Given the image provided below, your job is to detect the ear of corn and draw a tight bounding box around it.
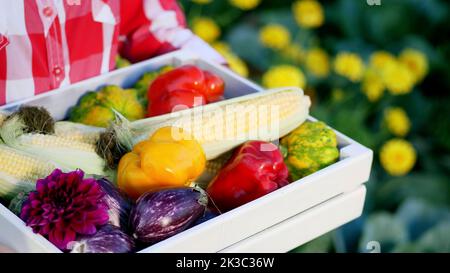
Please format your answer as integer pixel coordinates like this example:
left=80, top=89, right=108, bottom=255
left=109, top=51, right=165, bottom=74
left=0, top=110, right=9, bottom=127
left=0, top=144, right=56, bottom=200
left=54, top=121, right=104, bottom=145
left=0, top=116, right=108, bottom=177
left=129, top=88, right=311, bottom=160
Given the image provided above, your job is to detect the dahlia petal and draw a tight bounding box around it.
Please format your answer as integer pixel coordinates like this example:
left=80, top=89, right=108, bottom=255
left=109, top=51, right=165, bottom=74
left=71, top=221, right=97, bottom=235
left=23, top=169, right=111, bottom=250
left=41, top=224, right=51, bottom=235
left=86, top=209, right=109, bottom=224
left=78, top=179, right=95, bottom=193
left=49, top=169, right=63, bottom=181
left=31, top=200, right=41, bottom=208
left=49, top=227, right=75, bottom=250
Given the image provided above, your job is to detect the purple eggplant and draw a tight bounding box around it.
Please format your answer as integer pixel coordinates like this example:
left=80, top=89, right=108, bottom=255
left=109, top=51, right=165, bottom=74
left=68, top=224, right=135, bottom=253
left=96, top=178, right=133, bottom=232
left=193, top=210, right=219, bottom=226
left=130, top=187, right=208, bottom=244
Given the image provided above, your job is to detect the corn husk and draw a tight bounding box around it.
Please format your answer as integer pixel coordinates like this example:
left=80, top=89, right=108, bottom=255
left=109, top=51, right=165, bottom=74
left=0, top=116, right=108, bottom=177
left=103, top=87, right=310, bottom=164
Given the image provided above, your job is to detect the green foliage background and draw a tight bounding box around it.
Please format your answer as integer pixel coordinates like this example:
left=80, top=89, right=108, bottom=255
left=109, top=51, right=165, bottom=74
left=180, top=0, right=450, bottom=253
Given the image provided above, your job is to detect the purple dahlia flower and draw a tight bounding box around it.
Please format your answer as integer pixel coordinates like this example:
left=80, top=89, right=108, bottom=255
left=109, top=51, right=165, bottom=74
left=20, top=169, right=109, bottom=250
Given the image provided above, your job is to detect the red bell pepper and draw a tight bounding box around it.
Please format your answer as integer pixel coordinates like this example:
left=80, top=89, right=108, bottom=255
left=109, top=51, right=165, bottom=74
left=148, top=89, right=206, bottom=117
left=147, top=65, right=225, bottom=117
left=207, top=141, right=289, bottom=212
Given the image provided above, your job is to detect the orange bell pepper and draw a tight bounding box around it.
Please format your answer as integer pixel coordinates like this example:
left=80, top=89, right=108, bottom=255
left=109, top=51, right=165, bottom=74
left=117, top=126, right=206, bottom=199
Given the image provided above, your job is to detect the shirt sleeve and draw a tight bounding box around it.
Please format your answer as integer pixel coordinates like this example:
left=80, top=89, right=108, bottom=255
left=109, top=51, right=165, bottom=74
left=119, top=0, right=225, bottom=64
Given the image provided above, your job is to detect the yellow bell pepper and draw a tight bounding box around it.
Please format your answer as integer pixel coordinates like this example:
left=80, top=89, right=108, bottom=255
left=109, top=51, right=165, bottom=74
left=117, top=126, right=206, bottom=199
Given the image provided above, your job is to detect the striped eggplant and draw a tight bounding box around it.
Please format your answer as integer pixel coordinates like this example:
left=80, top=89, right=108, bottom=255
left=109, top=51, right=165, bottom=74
left=96, top=177, right=133, bottom=232
left=68, top=224, right=135, bottom=253
left=130, top=187, right=207, bottom=244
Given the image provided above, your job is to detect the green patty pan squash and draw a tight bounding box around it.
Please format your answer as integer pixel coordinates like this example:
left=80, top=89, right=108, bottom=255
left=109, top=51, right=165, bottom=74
left=69, top=85, right=145, bottom=128
left=134, top=66, right=173, bottom=104
left=281, top=121, right=339, bottom=180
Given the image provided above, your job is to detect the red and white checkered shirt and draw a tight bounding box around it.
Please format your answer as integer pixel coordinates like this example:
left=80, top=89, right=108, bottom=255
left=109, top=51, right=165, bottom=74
left=0, top=0, right=224, bottom=106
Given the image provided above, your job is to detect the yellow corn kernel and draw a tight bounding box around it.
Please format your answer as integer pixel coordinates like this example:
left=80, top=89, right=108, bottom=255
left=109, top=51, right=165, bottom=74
left=0, top=144, right=55, bottom=182
left=0, top=111, right=7, bottom=127
left=54, top=121, right=103, bottom=145
left=132, top=88, right=311, bottom=160
left=19, top=134, right=97, bottom=153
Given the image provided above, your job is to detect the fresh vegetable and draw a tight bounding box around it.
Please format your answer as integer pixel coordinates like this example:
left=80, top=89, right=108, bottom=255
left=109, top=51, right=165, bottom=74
left=96, top=124, right=130, bottom=169
left=2, top=106, right=55, bottom=134
left=134, top=66, right=173, bottom=103
left=207, top=141, right=289, bottom=212
left=98, top=88, right=311, bottom=167
left=0, top=144, right=54, bottom=200
left=0, top=115, right=109, bottom=176
left=54, top=121, right=104, bottom=145
left=0, top=106, right=103, bottom=145
left=69, top=85, right=145, bottom=128
left=96, top=177, right=133, bottom=232
left=148, top=88, right=207, bottom=117
left=130, top=187, right=207, bottom=244
left=117, top=126, right=206, bottom=199
left=115, top=55, right=131, bottom=69
left=20, top=169, right=109, bottom=250
left=0, top=110, right=7, bottom=126
left=281, top=121, right=340, bottom=180
left=147, top=65, right=225, bottom=117
left=68, top=224, right=135, bottom=253
left=193, top=210, right=219, bottom=226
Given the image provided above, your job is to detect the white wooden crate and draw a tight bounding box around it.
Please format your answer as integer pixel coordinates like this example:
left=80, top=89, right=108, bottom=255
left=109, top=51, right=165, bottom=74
left=0, top=50, right=373, bottom=253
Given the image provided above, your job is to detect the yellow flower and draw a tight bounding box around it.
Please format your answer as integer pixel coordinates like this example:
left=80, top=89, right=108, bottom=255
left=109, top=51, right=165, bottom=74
left=399, top=48, right=428, bottom=83
left=305, top=48, right=330, bottom=77
left=334, top=52, right=365, bottom=82
left=381, top=60, right=415, bottom=95
left=370, top=51, right=396, bottom=71
left=192, top=0, right=212, bottom=4
left=192, top=17, right=221, bottom=43
left=281, top=44, right=304, bottom=64
left=384, top=107, right=411, bottom=137
left=226, top=53, right=249, bottom=78
left=262, top=65, right=306, bottom=89
left=229, top=0, right=261, bottom=10
left=292, top=0, right=324, bottom=28
left=331, top=88, right=345, bottom=102
left=362, top=68, right=384, bottom=102
left=212, top=41, right=249, bottom=78
left=259, top=24, right=291, bottom=50
left=380, top=139, right=416, bottom=176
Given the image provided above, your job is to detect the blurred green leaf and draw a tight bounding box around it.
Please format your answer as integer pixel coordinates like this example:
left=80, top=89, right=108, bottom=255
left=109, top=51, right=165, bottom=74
left=334, top=216, right=366, bottom=253
left=375, top=174, right=450, bottom=210
left=226, top=24, right=271, bottom=71
left=395, top=199, right=450, bottom=240
left=359, top=212, right=409, bottom=253
left=428, top=100, right=450, bottom=152
left=258, top=8, right=297, bottom=32
left=290, top=232, right=333, bottom=253
left=313, top=104, right=376, bottom=148
left=331, top=0, right=364, bottom=39
left=393, top=221, right=450, bottom=253
left=412, top=221, right=450, bottom=252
